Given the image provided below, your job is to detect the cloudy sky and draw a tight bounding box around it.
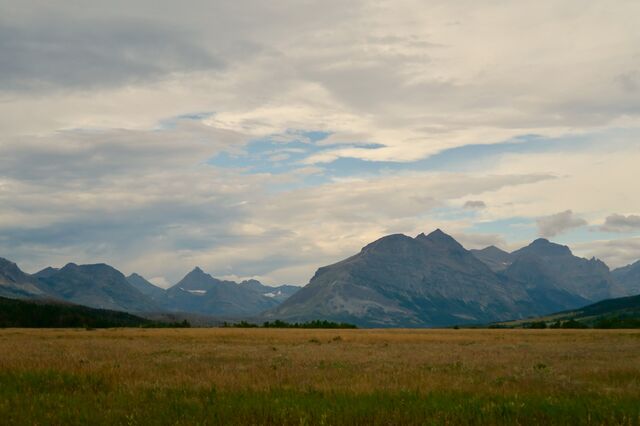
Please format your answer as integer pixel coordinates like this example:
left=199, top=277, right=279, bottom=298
left=1, top=0, right=640, bottom=287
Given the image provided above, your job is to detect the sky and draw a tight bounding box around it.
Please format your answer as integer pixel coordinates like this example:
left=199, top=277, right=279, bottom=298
left=1, top=0, right=640, bottom=287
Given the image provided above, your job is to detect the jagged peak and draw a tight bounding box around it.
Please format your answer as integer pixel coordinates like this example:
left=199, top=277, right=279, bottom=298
left=429, top=228, right=447, bottom=236
left=416, top=229, right=463, bottom=248
left=415, top=228, right=448, bottom=239
left=183, top=266, right=221, bottom=282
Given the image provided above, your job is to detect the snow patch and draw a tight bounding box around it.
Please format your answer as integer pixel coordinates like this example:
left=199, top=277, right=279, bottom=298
left=180, top=287, right=207, bottom=295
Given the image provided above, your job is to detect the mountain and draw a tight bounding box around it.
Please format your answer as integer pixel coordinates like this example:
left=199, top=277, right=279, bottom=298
left=126, top=273, right=167, bottom=300
left=265, top=230, right=539, bottom=327
left=239, top=279, right=299, bottom=303
left=503, top=238, right=625, bottom=306
left=498, top=294, right=640, bottom=329
left=164, top=267, right=284, bottom=317
left=33, top=266, right=60, bottom=279
left=612, top=261, right=640, bottom=296
left=35, top=263, right=158, bottom=313
left=470, top=246, right=513, bottom=271
left=0, top=257, right=47, bottom=299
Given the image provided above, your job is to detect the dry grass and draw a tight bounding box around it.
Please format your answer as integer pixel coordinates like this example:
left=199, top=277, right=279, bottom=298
left=1, top=328, right=638, bottom=394
left=1, top=328, right=639, bottom=424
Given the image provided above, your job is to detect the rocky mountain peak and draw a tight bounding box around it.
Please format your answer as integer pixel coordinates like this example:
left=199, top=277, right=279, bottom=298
left=515, top=238, right=572, bottom=258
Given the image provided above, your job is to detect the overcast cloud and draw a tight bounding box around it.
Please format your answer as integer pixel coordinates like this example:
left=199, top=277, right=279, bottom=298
left=600, top=214, right=640, bottom=233
left=536, top=210, right=588, bottom=238
left=1, top=0, right=639, bottom=284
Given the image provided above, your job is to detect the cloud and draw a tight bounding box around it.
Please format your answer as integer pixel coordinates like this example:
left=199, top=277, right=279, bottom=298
left=463, top=200, right=486, bottom=209
left=0, top=20, right=222, bottom=91
left=600, top=214, right=640, bottom=233
left=536, top=210, right=587, bottom=237
left=572, top=237, right=640, bottom=269
left=1, top=1, right=640, bottom=285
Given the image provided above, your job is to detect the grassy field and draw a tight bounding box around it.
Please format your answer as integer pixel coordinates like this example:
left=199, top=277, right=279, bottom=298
left=0, top=328, right=638, bottom=425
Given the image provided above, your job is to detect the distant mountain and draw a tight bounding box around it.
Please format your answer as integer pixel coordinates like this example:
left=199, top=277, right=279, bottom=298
left=33, top=266, right=60, bottom=279
left=0, top=257, right=47, bottom=299
left=612, top=261, right=640, bottom=295
left=503, top=238, right=625, bottom=305
left=164, top=267, right=284, bottom=317
left=126, top=273, right=167, bottom=300
left=266, top=230, right=539, bottom=327
left=498, top=294, right=640, bottom=329
left=470, top=246, right=512, bottom=271
left=239, top=279, right=299, bottom=303
left=36, top=263, right=158, bottom=313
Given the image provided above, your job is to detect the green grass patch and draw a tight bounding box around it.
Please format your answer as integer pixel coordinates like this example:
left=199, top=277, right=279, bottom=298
left=0, top=370, right=638, bottom=425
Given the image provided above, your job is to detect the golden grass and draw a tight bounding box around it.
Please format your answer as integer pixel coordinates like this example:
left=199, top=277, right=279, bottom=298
left=1, top=328, right=638, bottom=397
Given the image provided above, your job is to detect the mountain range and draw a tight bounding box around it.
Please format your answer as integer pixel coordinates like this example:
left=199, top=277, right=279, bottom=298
left=35, top=263, right=158, bottom=313
left=159, top=267, right=298, bottom=316
left=0, top=257, right=299, bottom=318
left=1, top=229, right=638, bottom=327
left=266, top=230, right=633, bottom=327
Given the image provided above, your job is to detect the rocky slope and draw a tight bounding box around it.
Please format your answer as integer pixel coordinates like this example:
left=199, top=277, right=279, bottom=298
left=612, top=261, right=640, bottom=296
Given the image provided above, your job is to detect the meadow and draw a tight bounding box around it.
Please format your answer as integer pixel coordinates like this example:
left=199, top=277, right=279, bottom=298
left=0, top=328, right=638, bottom=425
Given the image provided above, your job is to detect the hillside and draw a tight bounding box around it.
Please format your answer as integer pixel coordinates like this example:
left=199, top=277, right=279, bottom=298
left=497, top=294, right=640, bottom=328
left=0, top=296, right=154, bottom=328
